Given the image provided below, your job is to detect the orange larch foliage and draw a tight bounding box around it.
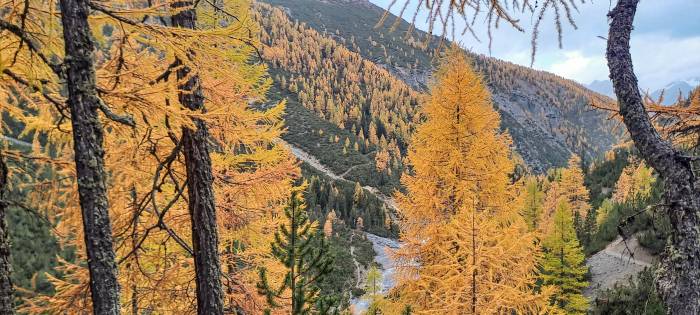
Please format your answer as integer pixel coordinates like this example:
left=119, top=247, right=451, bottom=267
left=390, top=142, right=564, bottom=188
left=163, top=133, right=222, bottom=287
left=393, top=49, right=553, bottom=314
left=612, top=157, right=656, bottom=203
left=543, top=156, right=590, bottom=223
left=1, top=0, right=299, bottom=312
left=254, top=3, right=423, bottom=170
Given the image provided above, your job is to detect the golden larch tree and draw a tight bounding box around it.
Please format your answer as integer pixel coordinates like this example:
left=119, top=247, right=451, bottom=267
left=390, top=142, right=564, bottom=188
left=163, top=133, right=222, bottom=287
left=1, top=0, right=299, bottom=313
left=558, top=155, right=591, bottom=219
left=393, top=49, right=552, bottom=314
left=613, top=158, right=656, bottom=203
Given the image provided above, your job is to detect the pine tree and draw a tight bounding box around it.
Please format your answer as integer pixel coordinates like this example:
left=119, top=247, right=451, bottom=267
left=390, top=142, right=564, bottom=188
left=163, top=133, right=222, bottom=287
left=171, top=2, right=224, bottom=312
left=541, top=199, right=589, bottom=314
left=394, top=49, right=552, bottom=314
left=257, top=191, right=336, bottom=314
left=581, top=208, right=597, bottom=247
left=596, top=199, right=614, bottom=226
left=59, top=0, right=121, bottom=311
left=323, top=210, right=336, bottom=238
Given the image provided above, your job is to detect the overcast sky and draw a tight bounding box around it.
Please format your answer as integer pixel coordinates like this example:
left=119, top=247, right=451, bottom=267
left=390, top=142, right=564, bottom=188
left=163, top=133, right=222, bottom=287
left=370, top=0, right=700, bottom=90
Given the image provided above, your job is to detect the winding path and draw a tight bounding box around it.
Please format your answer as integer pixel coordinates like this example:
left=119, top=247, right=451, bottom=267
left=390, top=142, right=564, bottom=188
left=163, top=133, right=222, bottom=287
left=281, top=140, right=399, bottom=212
left=349, top=232, right=363, bottom=287
left=340, top=163, right=369, bottom=178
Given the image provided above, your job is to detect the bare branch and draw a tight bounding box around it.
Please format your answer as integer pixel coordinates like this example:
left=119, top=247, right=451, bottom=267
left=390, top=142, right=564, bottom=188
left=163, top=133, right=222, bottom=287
left=96, top=97, right=136, bottom=127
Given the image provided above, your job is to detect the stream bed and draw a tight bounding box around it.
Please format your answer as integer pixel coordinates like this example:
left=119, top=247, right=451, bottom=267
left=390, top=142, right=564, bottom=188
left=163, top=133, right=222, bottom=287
left=349, top=233, right=401, bottom=314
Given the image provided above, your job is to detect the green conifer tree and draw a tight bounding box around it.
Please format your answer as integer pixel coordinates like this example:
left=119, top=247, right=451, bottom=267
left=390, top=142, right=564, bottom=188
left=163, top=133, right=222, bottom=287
left=523, top=177, right=545, bottom=230
left=257, top=191, right=336, bottom=314
left=541, top=199, right=589, bottom=314
left=365, top=265, right=383, bottom=297
left=580, top=208, right=597, bottom=248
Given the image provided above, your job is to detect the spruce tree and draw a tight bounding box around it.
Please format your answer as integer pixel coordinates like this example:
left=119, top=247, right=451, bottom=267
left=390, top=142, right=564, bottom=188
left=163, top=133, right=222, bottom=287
left=541, top=199, right=589, bottom=314
left=257, top=191, right=336, bottom=314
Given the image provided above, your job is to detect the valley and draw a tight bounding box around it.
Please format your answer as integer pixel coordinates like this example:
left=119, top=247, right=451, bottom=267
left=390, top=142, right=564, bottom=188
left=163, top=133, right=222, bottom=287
left=284, top=125, right=655, bottom=308
left=1, top=0, right=695, bottom=313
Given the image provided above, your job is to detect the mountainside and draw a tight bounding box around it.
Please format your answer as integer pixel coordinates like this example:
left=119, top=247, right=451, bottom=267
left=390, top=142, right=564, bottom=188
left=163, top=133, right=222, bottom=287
left=259, top=0, right=622, bottom=174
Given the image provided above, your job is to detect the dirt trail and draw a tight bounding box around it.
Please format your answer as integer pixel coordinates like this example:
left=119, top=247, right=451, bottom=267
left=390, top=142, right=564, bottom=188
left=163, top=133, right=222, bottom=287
left=282, top=140, right=399, bottom=212
left=284, top=141, right=344, bottom=181
left=340, top=163, right=369, bottom=178
left=585, top=235, right=656, bottom=298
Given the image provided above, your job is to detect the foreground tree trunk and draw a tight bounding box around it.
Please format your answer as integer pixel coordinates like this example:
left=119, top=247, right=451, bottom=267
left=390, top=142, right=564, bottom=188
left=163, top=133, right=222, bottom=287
left=171, top=2, right=225, bottom=314
left=59, top=0, right=121, bottom=312
left=607, top=0, right=700, bottom=313
left=0, top=153, right=14, bottom=314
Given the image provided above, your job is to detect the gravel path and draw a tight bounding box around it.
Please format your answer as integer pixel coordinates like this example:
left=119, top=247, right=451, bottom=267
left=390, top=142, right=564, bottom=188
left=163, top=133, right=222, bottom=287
left=282, top=140, right=399, bottom=212
left=284, top=141, right=344, bottom=181
left=585, top=236, right=656, bottom=298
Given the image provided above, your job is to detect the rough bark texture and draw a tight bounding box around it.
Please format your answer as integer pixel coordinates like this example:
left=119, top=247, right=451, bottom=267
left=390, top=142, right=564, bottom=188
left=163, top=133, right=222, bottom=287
left=0, top=154, right=14, bottom=314
left=171, top=2, right=225, bottom=314
left=59, top=0, right=121, bottom=313
left=607, top=0, right=700, bottom=313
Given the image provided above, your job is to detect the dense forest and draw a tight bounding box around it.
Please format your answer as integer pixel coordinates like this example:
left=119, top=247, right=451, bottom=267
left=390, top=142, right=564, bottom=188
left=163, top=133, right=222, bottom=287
left=0, top=0, right=698, bottom=314
left=262, top=0, right=623, bottom=172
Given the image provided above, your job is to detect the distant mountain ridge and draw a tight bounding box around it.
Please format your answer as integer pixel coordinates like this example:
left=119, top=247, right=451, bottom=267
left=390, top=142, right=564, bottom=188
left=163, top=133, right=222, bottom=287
left=587, top=80, right=615, bottom=98
left=650, top=78, right=700, bottom=105
left=261, top=0, right=623, bottom=172
left=587, top=78, right=700, bottom=105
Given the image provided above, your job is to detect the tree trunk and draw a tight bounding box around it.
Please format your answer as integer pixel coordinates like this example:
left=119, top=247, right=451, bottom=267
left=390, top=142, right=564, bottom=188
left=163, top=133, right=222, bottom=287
left=59, top=0, right=121, bottom=313
left=170, top=2, right=225, bottom=314
left=607, top=0, right=700, bottom=313
left=0, top=153, right=14, bottom=314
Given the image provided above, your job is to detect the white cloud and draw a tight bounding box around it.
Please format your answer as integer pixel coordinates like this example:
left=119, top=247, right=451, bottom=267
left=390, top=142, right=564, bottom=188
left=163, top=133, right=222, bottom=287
left=631, top=34, right=700, bottom=90
left=547, top=51, right=607, bottom=84
left=370, top=0, right=700, bottom=88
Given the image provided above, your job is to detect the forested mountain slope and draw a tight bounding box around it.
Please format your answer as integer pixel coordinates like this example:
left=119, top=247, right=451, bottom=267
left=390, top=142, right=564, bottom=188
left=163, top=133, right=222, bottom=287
left=259, top=0, right=623, bottom=172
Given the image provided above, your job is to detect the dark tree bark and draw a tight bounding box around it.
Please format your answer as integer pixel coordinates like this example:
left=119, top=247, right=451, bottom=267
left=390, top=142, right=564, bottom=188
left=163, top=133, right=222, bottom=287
left=170, top=2, right=225, bottom=314
left=607, top=0, right=700, bottom=313
left=59, top=0, right=121, bottom=313
left=0, top=153, right=15, bottom=314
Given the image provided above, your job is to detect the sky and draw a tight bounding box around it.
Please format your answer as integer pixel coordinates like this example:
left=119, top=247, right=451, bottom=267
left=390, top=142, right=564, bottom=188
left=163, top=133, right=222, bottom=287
left=369, top=0, right=700, bottom=91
